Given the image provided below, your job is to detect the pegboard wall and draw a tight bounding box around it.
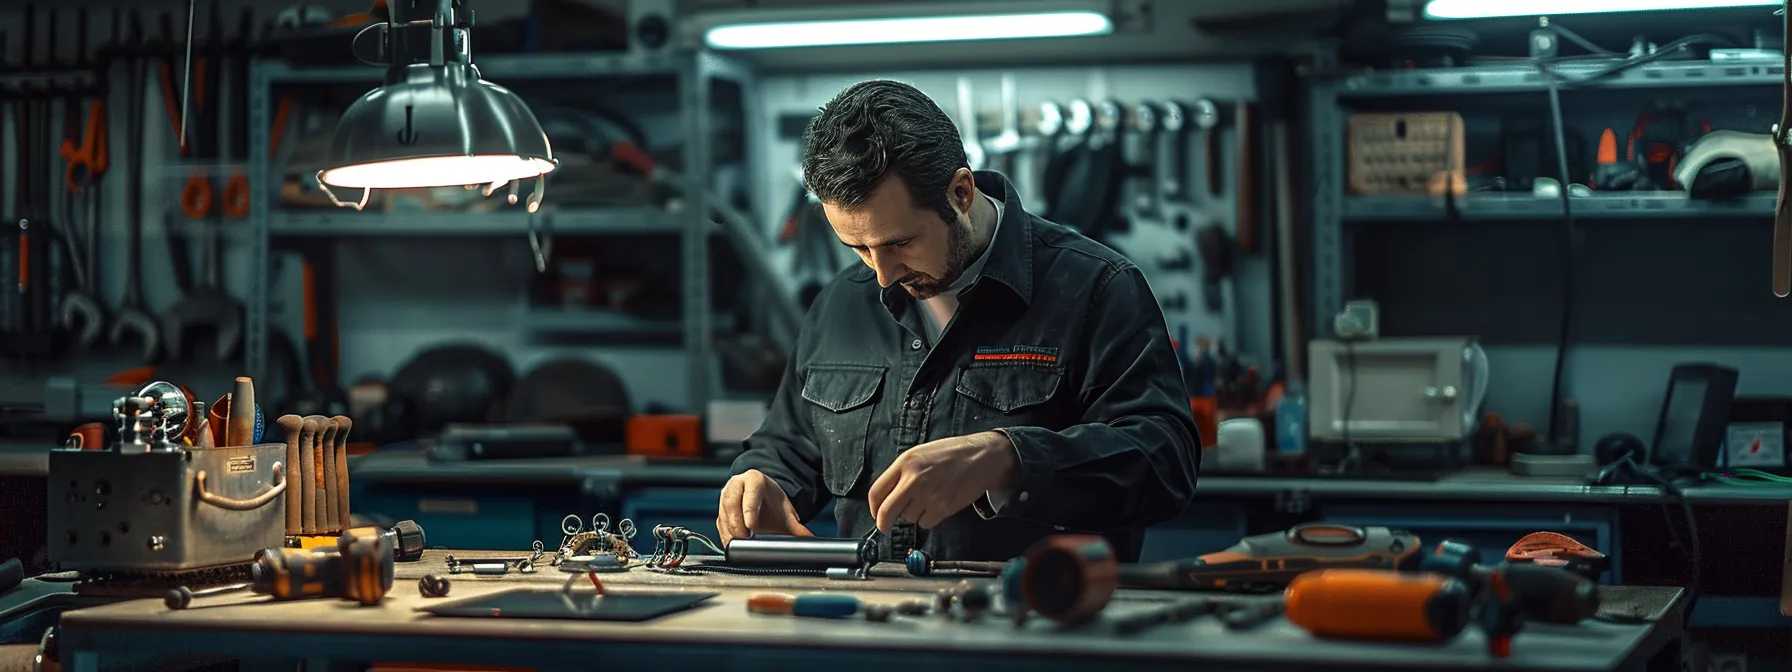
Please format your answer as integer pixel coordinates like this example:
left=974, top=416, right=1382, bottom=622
left=746, top=64, right=1275, bottom=367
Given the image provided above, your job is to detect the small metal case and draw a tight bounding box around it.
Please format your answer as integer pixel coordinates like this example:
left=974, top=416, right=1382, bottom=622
left=47, top=443, right=289, bottom=573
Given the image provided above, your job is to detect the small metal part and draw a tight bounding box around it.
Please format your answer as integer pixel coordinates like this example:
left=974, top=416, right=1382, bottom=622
left=164, top=583, right=250, bottom=610
left=864, top=603, right=894, bottom=622
left=960, top=584, right=992, bottom=622
left=724, top=535, right=876, bottom=570
left=469, top=563, right=509, bottom=576
left=826, top=567, right=866, bottom=581
left=894, top=600, right=929, bottom=616
left=418, top=574, right=451, bottom=598
left=934, top=588, right=956, bottom=616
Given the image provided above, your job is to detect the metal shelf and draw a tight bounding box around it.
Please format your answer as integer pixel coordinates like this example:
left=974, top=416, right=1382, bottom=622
left=259, top=52, right=684, bottom=83
left=1336, top=59, right=1784, bottom=98
left=1342, top=193, right=1778, bottom=222
left=268, top=207, right=682, bottom=236
left=248, top=47, right=761, bottom=415
left=523, top=309, right=738, bottom=336
left=524, top=308, right=683, bottom=336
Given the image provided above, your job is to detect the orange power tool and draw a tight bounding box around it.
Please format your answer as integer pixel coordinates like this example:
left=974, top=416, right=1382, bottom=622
left=1118, top=523, right=1422, bottom=591
left=1284, top=569, right=1478, bottom=644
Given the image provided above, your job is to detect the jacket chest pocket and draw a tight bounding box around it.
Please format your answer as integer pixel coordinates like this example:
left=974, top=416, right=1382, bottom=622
left=952, top=362, right=1065, bottom=435
left=801, top=364, right=886, bottom=497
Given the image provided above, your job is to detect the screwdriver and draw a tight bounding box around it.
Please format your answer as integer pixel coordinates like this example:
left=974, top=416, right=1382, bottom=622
left=747, top=592, right=862, bottom=619
left=165, top=526, right=396, bottom=610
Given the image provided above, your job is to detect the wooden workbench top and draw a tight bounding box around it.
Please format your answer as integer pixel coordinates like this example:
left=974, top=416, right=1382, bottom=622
left=55, top=550, right=1684, bottom=672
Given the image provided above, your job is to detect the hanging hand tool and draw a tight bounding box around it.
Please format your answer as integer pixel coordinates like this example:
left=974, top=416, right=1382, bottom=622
left=1773, top=2, right=1792, bottom=297
left=217, top=8, right=256, bottom=219
left=160, top=2, right=244, bottom=362
left=955, top=77, right=985, bottom=172
left=1032, top=101, right=1064, bottom=216
left=1129, top=101, right=1163, bottom=222
left=1157, top=100, right=1192, bottom=208
left=55, top=9, right=110, bottom=349
left=109, top=12, right=162, bottom=360
left=159, top=203, right=243, bottom=360
left=160, top=5, right=215, bottom=219
left=983, top=73, right=1024, bottom=178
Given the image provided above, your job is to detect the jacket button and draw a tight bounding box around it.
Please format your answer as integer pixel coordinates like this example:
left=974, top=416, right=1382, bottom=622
left=910, top=339, right=923, bottom=350
left=906, top=396, right=922, bottom=410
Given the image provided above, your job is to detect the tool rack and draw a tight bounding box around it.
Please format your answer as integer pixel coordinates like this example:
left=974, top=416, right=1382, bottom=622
left=1304, top=57, right=1784, bottom=337
left=242, top=49, right=764, bottom=416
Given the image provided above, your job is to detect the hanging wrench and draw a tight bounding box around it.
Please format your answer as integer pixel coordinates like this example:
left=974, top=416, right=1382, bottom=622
left=956, top=77, right=985, bottom=172
left=1129, top=101, right=1162, bottom=222
left=984, top=73, right=1024, bottom=177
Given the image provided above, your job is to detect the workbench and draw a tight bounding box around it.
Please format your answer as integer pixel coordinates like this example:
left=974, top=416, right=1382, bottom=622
left=53, top=550, right=1685, bottom=672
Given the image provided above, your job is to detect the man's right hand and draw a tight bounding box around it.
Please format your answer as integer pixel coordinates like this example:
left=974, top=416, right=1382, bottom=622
left=716, top=469, right=814, bottom=545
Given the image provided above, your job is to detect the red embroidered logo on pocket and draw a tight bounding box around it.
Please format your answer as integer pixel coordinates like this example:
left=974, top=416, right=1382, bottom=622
left=972, top=345, right=1058, bottom=364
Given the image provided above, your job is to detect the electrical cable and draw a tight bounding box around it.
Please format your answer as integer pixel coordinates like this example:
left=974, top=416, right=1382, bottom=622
left=1337, top=340, right=1362, bottom=474
left=1539, top=66, right=1579, bottom=448
left=1526, top=24, right=1734, bottom=444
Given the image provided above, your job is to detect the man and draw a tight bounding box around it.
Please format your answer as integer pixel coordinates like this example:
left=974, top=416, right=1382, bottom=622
left=717, top=79, right=1199, bottom=563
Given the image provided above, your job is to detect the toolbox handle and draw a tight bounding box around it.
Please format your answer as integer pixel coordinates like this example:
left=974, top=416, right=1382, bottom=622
left=195, top=461, right=287, bottom=511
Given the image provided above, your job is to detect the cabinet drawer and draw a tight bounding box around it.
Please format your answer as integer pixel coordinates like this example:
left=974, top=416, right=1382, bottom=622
left=1318, top=504, right=1619, bottom=583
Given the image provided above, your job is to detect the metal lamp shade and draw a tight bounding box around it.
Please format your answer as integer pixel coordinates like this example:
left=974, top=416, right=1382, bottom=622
left=319, top=64, right=556, bottom=190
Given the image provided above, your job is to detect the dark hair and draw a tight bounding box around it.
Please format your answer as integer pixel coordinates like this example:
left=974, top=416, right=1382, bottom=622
left=801, top=80, right=967, bottom=224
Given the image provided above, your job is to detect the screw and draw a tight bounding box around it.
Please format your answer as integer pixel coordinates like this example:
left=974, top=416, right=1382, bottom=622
left=148, top=535, right=165, bottom=551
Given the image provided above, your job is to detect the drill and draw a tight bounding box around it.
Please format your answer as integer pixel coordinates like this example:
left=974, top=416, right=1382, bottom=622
left=166, top=525, right=396, bottom=609
left=1419, top=539, right=1601, bottom=625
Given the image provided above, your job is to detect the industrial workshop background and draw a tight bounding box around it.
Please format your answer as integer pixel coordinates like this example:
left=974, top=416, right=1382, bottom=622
left=2, top=0, right=1791, bottom=669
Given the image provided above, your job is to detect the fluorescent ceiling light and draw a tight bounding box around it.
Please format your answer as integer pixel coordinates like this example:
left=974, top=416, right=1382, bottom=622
left=1424, top=0, right=1780, bottom=20
left=704, top=11, right=1113, bottom=50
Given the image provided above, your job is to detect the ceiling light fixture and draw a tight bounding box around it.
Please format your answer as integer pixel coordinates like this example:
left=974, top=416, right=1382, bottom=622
left=318, top=0, right=556, bottom=211
left=1423, top=0, right=1779, bottom=20
left=697, top=2, right=1114, bottom=50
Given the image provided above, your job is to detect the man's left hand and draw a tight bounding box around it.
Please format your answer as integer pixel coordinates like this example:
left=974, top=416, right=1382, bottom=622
left=867, top=431, right=1020, bottom=532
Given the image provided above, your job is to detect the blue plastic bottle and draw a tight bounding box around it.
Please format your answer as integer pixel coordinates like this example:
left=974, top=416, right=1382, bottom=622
left=1275, top=383, right=1308, bottom=457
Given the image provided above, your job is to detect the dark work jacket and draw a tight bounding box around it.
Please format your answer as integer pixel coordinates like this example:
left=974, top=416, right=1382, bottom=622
left=730, top=171, right=1200, bottom=563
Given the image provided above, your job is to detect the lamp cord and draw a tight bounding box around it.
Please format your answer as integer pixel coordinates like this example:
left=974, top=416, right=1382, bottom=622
left=179, top=0, right=195, bottom=153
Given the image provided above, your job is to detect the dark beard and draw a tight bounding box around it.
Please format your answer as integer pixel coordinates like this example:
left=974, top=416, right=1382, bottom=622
left=903, top=216, right=975, bottom=299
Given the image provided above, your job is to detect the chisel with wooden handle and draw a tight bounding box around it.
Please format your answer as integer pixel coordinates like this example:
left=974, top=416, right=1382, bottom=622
left=278, top=415, right=305, bottom=535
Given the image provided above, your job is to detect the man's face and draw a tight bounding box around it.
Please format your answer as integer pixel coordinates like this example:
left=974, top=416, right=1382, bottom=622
left=824, top=170, right=976, bottom=300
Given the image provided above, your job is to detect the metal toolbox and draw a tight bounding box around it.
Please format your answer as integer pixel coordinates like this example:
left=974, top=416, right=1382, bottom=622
left=47, top=443, right=289, bottom=573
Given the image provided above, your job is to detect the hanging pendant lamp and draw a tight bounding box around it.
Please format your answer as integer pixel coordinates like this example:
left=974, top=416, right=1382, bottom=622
left=317, top=0, right=557, bottom=210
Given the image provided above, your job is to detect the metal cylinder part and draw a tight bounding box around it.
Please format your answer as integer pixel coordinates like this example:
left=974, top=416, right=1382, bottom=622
left=1021, top=535, right=1119, bottom=625
left=724, top=535, right=869, bottom=569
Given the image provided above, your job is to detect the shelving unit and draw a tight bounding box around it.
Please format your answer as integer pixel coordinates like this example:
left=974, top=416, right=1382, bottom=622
left=1306, top=56, right=1780, bottom=333
left=244, top=50, right=760, bottom=415
left=1341, top=192, right=1777, bottom=222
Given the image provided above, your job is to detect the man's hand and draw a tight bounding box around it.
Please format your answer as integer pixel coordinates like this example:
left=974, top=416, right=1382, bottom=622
left=716, top=469, right=814, bottom=546
left=867, top=431, right=1020, bottom=532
